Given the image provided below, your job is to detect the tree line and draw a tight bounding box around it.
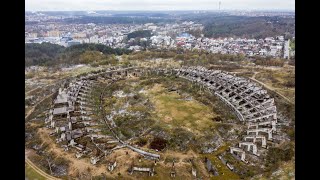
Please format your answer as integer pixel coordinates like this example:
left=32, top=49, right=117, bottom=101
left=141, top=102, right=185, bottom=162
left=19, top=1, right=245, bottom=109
left=127, top=30, right=152, bottom=39
left=26, top=43, right=288, bottom=68
left=25, top=43, right=132, bottom=67
left=181, top=15, right=295, bottom=39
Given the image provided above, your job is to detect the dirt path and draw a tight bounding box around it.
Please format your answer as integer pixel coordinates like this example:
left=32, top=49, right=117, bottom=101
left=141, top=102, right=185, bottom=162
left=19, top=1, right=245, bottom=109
left=241, top=64, right=283, bottom=71
left=25, top=92, right=54, bottom=120
left=25, top=154, right=61, bottom=180
left=26, top=87, right=40, bottom=96
left=249, top=72, right=294, bottom=105
left=249, top=77, right=294, bottom=105
left=251, top=71, right=258, bottom=79
left=25, top=93, right=56, bottom=179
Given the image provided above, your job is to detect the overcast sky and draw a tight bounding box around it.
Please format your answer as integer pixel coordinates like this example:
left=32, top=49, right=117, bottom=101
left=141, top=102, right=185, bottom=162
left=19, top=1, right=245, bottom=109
left=25, top=0, right=295, bottom=11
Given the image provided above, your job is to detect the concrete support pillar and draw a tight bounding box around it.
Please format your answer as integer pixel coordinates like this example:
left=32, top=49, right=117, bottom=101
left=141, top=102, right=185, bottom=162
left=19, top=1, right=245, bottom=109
left=241, top=152, right=245, bottom=161
left=268, top=131, right=272, bottom=140
left=272, top=120, right=277, bottom=131
left=261, top=138, right=267, bottom=147
left=252, top=145, right=257, bottom=155
left=69, top=121, right=72, bottom=131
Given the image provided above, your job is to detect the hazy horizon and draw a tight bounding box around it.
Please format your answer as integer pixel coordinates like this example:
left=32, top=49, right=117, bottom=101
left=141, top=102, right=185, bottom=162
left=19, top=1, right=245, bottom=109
left=25, top=0, right=295, bottom=12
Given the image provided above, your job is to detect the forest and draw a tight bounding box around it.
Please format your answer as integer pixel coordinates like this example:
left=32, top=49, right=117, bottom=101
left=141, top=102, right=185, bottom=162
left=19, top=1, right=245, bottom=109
left=26, top=43, right=289, bottom=68
left=62, top=16, right=173, bottom=25
left=25, top=43, right=131, bottom=67
left=181, top=14, right=295, bottom=39
left=127, top=30, right=152, bottom=39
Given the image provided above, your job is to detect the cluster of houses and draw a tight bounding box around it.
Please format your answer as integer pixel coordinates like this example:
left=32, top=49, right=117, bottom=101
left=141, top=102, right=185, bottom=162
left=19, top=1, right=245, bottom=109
left=175, top=34, right=291, bottom=58
left=25, top=15, right=292, bottom=58
left=25, top=20, right=202, bottom=48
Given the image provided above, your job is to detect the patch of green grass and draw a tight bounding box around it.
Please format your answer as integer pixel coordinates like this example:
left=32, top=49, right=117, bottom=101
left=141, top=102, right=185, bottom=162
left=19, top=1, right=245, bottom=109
left=209, top=155, right=239, bottom=180
left=148, top=85, right=216, bottom=135
left=200, top=145, right=239, bottom=180
left=25, top=163, right=46, bottom=180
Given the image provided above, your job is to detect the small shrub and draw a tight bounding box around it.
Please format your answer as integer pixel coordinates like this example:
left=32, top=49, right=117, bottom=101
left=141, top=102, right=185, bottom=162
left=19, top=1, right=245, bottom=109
left=150, top=137, right=167, bottom=151
left=136, top=137, right=148, bottom=147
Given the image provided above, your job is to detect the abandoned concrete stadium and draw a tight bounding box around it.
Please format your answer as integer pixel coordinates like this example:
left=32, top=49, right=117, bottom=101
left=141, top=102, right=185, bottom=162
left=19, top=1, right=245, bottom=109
left=45, top=65, right=280, bottom=177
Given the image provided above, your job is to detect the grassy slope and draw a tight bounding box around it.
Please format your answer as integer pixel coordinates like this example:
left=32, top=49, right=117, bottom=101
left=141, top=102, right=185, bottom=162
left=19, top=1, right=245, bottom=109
left=25, top=163, right=47, bottom=180
left=255, top=69, right=295, bottom=102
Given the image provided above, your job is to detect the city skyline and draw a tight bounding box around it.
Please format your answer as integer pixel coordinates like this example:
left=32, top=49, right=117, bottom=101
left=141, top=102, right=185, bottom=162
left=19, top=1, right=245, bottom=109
left=26, top=0, right=295, bottom=11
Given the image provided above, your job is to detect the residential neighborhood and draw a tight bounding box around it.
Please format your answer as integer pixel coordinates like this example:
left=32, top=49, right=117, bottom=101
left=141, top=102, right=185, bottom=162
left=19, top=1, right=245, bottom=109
left=25, top=13, right=294, bottom=58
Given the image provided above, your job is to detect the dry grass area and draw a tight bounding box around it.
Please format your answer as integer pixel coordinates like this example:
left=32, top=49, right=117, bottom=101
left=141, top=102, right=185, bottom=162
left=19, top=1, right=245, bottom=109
left=25, top=162, right=47, bottom=180
left=252, top=67, right=295, bottom=103
left=201, top=145, right=240, bottom=180
left=36, top=128, right=155, bottom=179
left=252, top=160, right=295, bottom=180
left=25, top=65, right=103, bottom=81
left=131, top=58, right=182, bottom=69
left=212, top=63, right=295, bottom=103
left=272, top=160, right=295, bottom=180
left=129, top=150, right=213, bottom=180
left=145, top=147, right=239, bottom=180
left=35, top=127, right=214, bottom=179
left=25, top=107, right=33, bottom=116
left=37, top=128, right=106, bottom=177
left=63, top=65, right=107, bottom=78
left=160, top=150, right=208, bottom=179
left=146, top=84, right=217, bottom=136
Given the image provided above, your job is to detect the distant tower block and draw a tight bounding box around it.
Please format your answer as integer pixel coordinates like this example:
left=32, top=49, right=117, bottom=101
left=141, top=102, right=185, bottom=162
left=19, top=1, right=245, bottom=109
left=219, top=1, right=221, bottom=10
